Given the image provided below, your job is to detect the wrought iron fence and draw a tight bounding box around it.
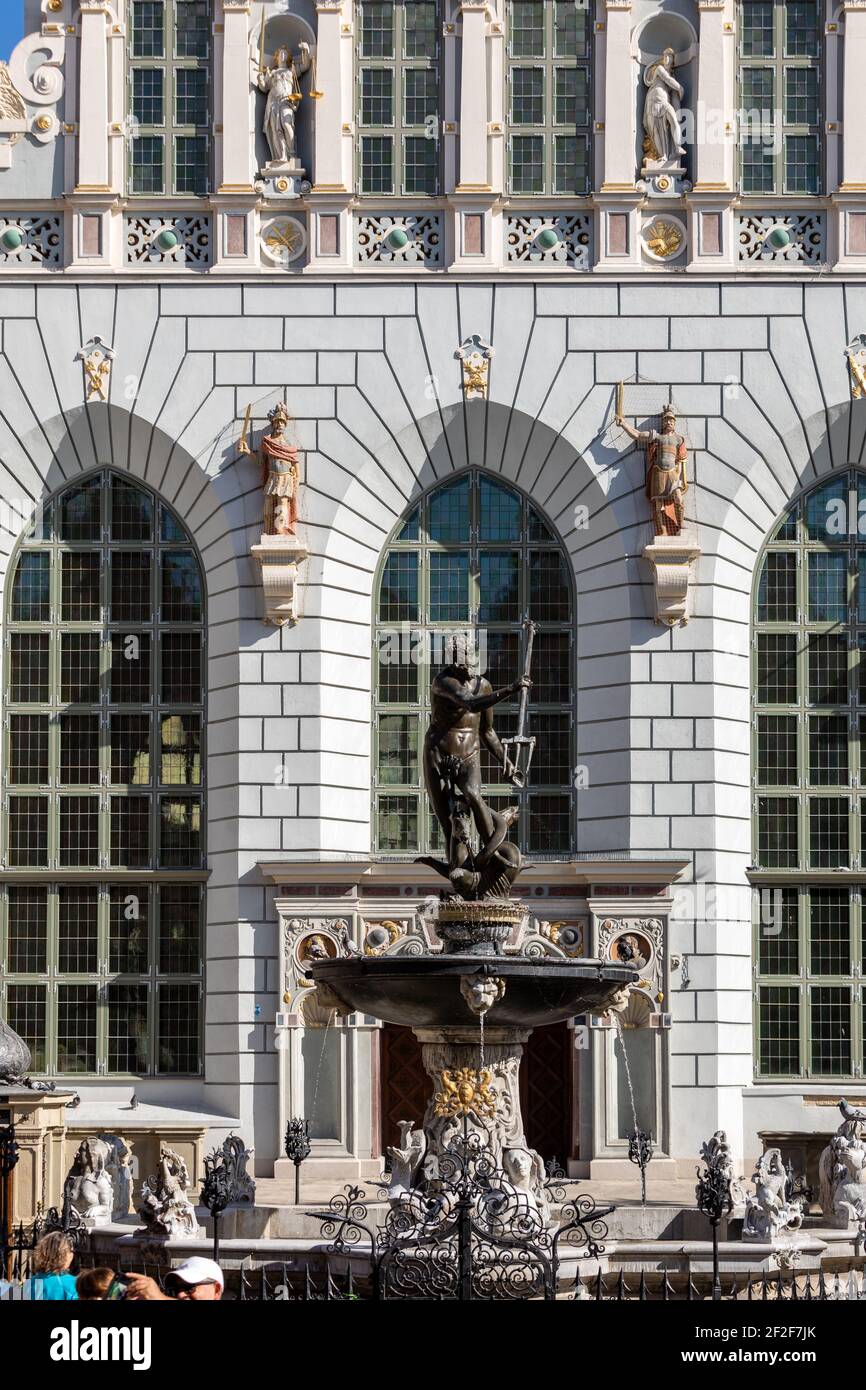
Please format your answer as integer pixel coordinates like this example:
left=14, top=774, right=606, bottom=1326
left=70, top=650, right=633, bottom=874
left=579, top=1268, right=866, bottom=1302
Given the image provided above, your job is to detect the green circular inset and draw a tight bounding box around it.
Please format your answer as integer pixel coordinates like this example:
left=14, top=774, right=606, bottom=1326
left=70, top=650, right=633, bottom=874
left=155, top=228, right=180, bottom=253
left=1, top=227, right=23, bottom=252
left=537, top=227, right=560, bottom=250
left=386, top=227, right=410, bottom=250
left=765, top=225, right=791, bottom=250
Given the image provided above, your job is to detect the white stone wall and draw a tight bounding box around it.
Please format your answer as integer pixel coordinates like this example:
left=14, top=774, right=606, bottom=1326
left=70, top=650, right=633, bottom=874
left=0, top=277, right=859, bottom=1171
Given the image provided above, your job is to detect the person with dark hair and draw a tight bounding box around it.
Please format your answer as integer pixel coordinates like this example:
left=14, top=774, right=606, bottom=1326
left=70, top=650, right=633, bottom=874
left=24, top=1233, right=78, bottom=1300
left=76, top=1267, right=116, bottom=1301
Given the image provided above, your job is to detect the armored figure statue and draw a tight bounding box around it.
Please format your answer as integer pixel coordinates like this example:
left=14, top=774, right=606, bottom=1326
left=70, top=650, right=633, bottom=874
left=416, top=647, right=531, bottom=901
left=258, top=44, right=311, bottom=166
left=642, top=48, right=685, bottom=164
left=240, top=401, right=300, bottom=536
left=615, top=403, right=688, bottom=536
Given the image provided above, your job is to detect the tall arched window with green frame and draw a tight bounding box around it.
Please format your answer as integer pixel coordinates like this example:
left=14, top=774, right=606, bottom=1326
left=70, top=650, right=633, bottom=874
left=0, top=470, right=206, bottom=1078
left=752, top=469, right=866, bottom=1080
left=373, top=470, right=575, bottom=856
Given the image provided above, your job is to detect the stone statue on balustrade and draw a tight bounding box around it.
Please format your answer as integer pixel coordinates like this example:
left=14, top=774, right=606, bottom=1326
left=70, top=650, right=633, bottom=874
left=819, top=1099, right=866, bottom=1229
left=259, top=44, right=311, bottom=167
left=239, top=401, right=300, bottom=537
left=742, top=1148, right=804, bottom=1243
left=138, top=1146, right=198, bottom=1238
left=66, top=1137, right=114, bottom=1226
left=615, top=404, right=688, bottom=537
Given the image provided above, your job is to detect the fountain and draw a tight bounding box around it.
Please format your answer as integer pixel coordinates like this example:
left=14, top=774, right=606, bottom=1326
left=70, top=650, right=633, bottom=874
left=309, top=626, right=637, bottom=1203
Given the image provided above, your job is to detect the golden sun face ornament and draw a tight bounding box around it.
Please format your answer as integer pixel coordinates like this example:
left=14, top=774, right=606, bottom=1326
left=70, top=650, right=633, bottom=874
left=644, top=218, right=684, bottom=260
left=433, top=1067, right=498, bottom=1119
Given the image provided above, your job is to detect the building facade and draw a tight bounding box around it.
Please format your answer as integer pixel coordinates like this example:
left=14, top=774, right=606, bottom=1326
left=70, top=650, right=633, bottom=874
left=0, top=0, right=865, bottom=1190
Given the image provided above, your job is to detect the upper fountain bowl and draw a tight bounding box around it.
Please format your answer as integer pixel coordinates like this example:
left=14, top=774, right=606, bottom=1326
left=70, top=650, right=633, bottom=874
left=306, top=955, right=637, bottom=1030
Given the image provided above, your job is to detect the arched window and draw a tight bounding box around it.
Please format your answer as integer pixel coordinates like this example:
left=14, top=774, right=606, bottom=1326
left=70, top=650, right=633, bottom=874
left=753, top=469, right=866, bottom=1080
left=1, top=471, right=205, bottom=1078
left=373, top=470, right=574, bottom=855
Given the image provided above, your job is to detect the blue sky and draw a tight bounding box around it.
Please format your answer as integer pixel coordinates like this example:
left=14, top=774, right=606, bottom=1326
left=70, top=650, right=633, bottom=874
left=0, top=7, right=23, bottom=62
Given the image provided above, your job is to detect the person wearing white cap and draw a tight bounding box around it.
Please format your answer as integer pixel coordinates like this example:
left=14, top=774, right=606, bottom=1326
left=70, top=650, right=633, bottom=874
left=126, top=1258, right=225, bottom=1301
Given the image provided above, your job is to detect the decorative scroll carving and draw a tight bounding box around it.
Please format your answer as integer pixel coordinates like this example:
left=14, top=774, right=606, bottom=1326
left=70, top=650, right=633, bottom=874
left=0, top=214, right=62, bottom=266
left=504, top=214, right=591, bottom=267
left=737, top=213, right=824, bottom=264
left=356, top=212, right=443, bottom=265
left=642, top=536, right=702, bottom=626
left=125, top=215, right=213, bottom=266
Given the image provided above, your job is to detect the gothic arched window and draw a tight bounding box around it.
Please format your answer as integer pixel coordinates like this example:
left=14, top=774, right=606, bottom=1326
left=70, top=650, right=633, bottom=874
left=373, top=470, right=575, bottom=856
left=1, top=471, right=205, bottom=1077
left=753, top=469, right=866, bottom=1080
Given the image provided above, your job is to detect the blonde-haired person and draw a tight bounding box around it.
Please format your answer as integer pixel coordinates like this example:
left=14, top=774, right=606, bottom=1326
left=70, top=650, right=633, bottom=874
left=25, top=1232, right=78, bottom=1300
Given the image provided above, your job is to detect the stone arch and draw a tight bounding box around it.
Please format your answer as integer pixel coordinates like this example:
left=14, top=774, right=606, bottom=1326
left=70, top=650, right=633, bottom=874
left=317, top=399, right=637, bottom=853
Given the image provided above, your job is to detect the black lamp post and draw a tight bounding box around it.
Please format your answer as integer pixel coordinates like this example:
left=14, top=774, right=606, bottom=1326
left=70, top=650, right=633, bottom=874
left=628, top=1129, right=653, bottom=1206
left=285, top=1118, right=311, bottom=1205
left=696, top=1148, right=733, bottom=1301
left=200, top=1149, right=235, bottom=1265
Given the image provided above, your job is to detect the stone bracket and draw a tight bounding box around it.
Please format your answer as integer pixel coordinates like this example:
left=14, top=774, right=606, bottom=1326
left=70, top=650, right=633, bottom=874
left=643, top=536, right=701, bottom=626
left=250, top=534, right=309, bottom=626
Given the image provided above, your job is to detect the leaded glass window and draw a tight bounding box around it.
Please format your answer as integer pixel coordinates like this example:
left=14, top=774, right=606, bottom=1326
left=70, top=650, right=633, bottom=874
left=0, top=471, right=205, bottom=1078
left=507, top=1, right=590, bottom=195
left=373, top=472, right=574, bottom=855
left=128, top=0, right=212, bottom=196
left=752, top=470, right=866, bottom=1079
left=356, top=1, right=441, bottom=195
left=738, top=0, right=822, bottom=194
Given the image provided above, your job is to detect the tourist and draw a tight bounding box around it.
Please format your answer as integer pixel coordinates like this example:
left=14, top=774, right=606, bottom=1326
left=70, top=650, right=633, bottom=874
left=76, top=1267, right=116, bottom=1300
left=126, top=1257, right=225, bottom=1301
left=23, top=1233, right=78, bottom=1300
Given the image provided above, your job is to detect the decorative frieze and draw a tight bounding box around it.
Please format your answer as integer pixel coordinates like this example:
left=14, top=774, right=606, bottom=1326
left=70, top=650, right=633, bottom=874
left=356, top=212, right=443, bottom=265
left=504, top=213, right=592, bottom=267
left=0, top=214, right=62, bottom=266
left=737, top=212, right=825, bottom=264
left=125, top=215, right=213, bottom=267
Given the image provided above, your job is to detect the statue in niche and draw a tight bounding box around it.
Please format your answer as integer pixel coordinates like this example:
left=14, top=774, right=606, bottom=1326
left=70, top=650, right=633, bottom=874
left=614, top=403, right=688, bottom=536
left=258, top=44, right=311, bottom=166
left=239, top=401, right=300, bottom=536
left=415, top=642, right=532, bottom=901
left=642, top=48, right=686, bottom=165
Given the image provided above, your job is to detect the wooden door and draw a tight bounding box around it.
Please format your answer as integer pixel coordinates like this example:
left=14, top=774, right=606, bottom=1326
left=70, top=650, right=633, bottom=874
left=379, top=1024, right=430, bottom=1153
left=519, top=1020, right=574, bottom=1166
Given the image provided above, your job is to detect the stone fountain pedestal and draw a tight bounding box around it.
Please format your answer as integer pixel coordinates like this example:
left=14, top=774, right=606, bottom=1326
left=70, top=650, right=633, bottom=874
left=415, top=1026, right=529, bottom=1169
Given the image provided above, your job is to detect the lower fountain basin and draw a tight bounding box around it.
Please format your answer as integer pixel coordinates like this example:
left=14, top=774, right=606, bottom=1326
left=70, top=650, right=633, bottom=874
left=307, top=956, right=637, bottom=1029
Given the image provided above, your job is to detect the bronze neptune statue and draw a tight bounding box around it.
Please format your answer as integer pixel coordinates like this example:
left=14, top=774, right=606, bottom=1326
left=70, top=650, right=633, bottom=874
left=417, top=625, right=535, bottom=905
